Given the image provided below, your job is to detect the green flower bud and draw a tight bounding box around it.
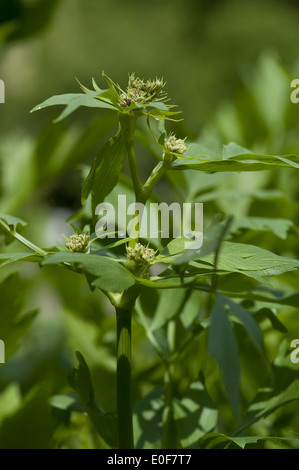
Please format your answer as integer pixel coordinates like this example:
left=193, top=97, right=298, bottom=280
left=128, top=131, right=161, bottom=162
left=165, top=134, right=187, bottom=155
left=119, top=74, right=165, bottom=107
left=66, top=233, right=89, bottom=253
left=126, top=243, right=156, bottom=276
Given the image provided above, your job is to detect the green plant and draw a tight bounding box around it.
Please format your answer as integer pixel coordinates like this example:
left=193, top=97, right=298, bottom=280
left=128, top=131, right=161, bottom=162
left=1, top=71, right=299, bottom=449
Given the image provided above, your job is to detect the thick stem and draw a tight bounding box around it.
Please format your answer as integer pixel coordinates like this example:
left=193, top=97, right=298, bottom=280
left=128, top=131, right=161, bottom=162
left=116, top=307, right=134, bottom=449
left=162, top=320, right=177, bottom=449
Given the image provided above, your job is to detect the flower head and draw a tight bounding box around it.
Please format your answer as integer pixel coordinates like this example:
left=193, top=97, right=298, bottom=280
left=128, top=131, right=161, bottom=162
left=120, top=74, right=165, bottom=108
left=66, top=233, right=89, bottom=253
left=165, top=133, right=187, bottom=155
left=126, top=243, right=156, bottom=276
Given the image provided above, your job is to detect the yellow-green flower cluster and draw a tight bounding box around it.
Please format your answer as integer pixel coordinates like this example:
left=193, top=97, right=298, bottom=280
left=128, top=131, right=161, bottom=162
left=66, top=233, right=89, bottom=253
left=126, top=243, right=156, bottom=266
left=120, top=74, right=165, bottom=107
left=165, top=133, right=187, bottom=155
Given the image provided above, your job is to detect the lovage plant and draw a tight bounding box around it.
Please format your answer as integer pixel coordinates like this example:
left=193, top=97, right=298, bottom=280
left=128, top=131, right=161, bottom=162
left=1, top=72, right=299, bottom=449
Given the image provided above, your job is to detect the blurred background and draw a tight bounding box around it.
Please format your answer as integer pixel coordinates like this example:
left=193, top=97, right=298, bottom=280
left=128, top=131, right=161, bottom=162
left=1, top=0, right=299, bottom=448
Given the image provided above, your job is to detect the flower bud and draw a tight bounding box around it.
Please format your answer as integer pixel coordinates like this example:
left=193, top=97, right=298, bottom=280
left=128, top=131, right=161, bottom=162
left=126, top=243, right=156, bottom=276
left=165, top=134, right=187, bottom=155
left=66, top=233, right=89, bottom=253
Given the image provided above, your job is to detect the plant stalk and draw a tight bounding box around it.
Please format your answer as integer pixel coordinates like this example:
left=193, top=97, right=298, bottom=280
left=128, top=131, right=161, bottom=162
left=116, top=307, right=134, bottom=449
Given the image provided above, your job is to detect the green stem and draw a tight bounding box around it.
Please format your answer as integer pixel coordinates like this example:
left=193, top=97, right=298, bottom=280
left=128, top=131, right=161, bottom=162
left=142, top=159, right=170, bottom=203
left=119, top=111, right=142, bottom=201
left=116, top=307, right=134, bottom=449
left=162, top=320, right=177, bottom=449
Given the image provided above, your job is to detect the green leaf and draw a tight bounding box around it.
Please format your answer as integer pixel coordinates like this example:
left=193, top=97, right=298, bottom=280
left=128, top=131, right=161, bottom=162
left=0, top=253, right=42, bottom=268
left=0, top=213, right=28, bottom=232
left=133, top=389, right=164, bottom=449
left=149, top=289, right=186, bottom=331
left=42, top=252, right=135, bottom=293
left=254, top=307, right=288, bottom=333
left=225, top=296, right=263, bottom=354
left=0, top=213, right=29, bottom=245
left=198, top=432, right=295, bottom=449
left=0, top=387, right=54, bottom=449
left=31, top=91, right=117, bottom=122
left=81, top=132, right=127, bottom=215
left=171, top=142, right=299, bottom=172
left=160, top=219, right=230, bottom=266
left=0, top=273, right=38, bottom=360
left=223, top=290, right=299, bottom=309
left=173, top=377, right=218, bottom=448
left=229, top=216, right=294, bottom=240
left=207, top=294, right=241, bottom=417
left=201, top=242, right=299, bottom=281
left=68, top=351, right=118, bottom=448
left=49, top=393, right=84, bottom=413
left=236, top=379, right=299, bottom=434
left=0, top=384, right=22, bottom=426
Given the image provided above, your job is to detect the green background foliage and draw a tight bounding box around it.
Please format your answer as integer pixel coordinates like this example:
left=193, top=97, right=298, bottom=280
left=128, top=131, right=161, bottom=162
left=1, top=0, right=299, bottom=449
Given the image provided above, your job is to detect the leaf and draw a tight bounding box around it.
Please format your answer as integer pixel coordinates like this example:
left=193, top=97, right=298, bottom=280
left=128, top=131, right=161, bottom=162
left=0, top=386, right=54, bottom=449
left=173, top=377, right=218, bottom=449
left=160, top=219, right=230, bottom=266
left=198, top=432, right=295, bottom=449
left=149, top=289, right=186, bottom=331
left=171, top=141, right=299, bottom=172
left=42, top=252, right=135, bottom=293
left=197, top=188, right=285, bottom=203
left=133, top=389, right=165, bottom=449
left=0, top=213, right=28, bottom=232
left=81, top=132, right=127, bottom=214
left=207, top=294, right=241, bottom=417
left=0, top=253, right=42, bottom=269
left=68, top=351, right=118, bottom=448
left=0, top=384, right=22, bottom=426
left=236, top=379, right=299, bottom=434
left=201, top=242, right=299, bottom=281
left=31, top=91, right=117, bottom=122
left=0, top=213, right=29, bottom=244
left=225, top=296, right=263, bottom=354
left=0, top=273, right=38, bottom=360
left=229, top=216, right=293, bottom=240
left=254, top=307, right=288, bottom=333
left=49, top=393, right=84, bottom=413
left=224, top=290, right=299, bottom=309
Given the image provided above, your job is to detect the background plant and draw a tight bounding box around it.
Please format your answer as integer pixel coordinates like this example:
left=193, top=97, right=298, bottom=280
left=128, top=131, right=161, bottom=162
left=1, top=0, right=299, bottom=450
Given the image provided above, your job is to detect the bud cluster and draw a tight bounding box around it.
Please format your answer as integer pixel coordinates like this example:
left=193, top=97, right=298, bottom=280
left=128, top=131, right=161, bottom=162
left=165, top=133, right=187, bottom=155
left=120, top=74, right=165, bottom=108
left=66, top=233, right=89, bottom=253
left=126, top=243, right=156, bottom=275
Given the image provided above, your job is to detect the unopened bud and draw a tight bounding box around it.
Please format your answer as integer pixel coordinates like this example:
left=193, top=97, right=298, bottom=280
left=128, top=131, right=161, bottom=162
left=66, top=233, right=89, bottom=253
left=165, top=134, right=187, bottom=155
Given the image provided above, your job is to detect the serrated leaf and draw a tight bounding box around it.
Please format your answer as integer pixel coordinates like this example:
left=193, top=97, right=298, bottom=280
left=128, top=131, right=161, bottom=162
left=31, top=91, right=117, bottom=122
left=42, top=252, right=135, bottom=293
left=201, top=242, right=299, bottom=280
